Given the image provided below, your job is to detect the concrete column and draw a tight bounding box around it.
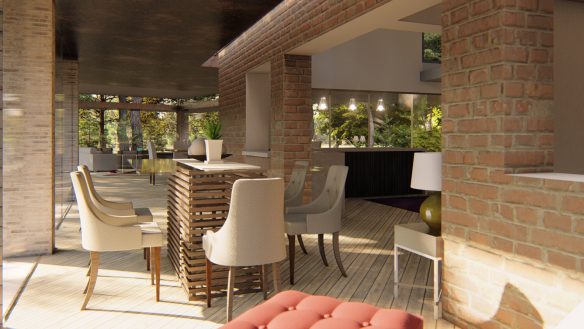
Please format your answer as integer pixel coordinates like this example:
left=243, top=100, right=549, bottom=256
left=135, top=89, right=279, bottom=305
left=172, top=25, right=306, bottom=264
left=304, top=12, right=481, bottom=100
left=3, top=0, right=55, bottom=257
left=175, top=110, right=189, bottom=151
left=55, top=60, right=79, bottom=222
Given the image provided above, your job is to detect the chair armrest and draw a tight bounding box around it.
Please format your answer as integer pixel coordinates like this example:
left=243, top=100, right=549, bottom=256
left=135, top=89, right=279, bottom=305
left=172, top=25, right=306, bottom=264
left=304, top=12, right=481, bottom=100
left=98, top=214, right=143, bottom=226
left=286, top=202, right=328, bottom=215
left=305, top=205, right=342, bottom=234
left=99, top=199, right=133, bottom=211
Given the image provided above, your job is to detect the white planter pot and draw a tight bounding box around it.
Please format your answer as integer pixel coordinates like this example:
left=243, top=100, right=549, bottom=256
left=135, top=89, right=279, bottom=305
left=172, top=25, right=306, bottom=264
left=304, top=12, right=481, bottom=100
left=205, top=139, right=223, bottom=162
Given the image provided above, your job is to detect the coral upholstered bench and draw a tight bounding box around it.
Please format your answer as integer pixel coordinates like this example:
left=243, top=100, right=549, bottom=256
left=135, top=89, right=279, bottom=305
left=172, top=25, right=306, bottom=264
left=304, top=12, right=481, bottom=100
left=222, top=291, right=423, bottom=329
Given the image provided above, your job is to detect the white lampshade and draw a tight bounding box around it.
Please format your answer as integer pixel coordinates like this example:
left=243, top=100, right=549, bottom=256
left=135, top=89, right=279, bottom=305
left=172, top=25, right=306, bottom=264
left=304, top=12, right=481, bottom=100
left=348, top=98, right=357, bottom=111
left=318, top=97, right=328, bottom=110
left=411, top=152, right=442, bottom=191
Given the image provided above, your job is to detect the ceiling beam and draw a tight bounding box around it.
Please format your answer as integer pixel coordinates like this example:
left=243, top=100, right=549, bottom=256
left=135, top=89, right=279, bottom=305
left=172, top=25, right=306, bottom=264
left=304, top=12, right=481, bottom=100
left=78, top=99, right=219, bottom=113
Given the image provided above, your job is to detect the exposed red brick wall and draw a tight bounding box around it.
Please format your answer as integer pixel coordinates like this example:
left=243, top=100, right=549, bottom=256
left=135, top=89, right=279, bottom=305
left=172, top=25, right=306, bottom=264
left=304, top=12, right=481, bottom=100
left=217, top=0, right=391, bottom=180
left=442, top=0, right=583, bottom=328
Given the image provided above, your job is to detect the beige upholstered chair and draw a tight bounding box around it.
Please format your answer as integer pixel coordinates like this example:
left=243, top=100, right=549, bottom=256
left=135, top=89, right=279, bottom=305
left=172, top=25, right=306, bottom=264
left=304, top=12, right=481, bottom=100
left=78, top=164, right=154, bottom=269
left=71, top=172, right=164, bottom=310
left=284, top=161, right=309, bottom=255
left=285, top=165, right=349, bottom=284
left=203, top=178, right=286, bottom=321
left=77, top=165, right=152, bottom=219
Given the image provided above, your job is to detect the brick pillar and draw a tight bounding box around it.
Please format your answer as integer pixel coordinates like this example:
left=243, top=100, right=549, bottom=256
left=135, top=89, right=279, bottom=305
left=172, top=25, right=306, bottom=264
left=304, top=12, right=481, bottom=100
left=271, top=54, right=312, bottom=190
left=442, top=0, right=556, bottom=328
left=55, top=60, right=79, bottom=223
left=175, top=110, right=189, bottom=150
left=3, top=0, right=55, bottom=256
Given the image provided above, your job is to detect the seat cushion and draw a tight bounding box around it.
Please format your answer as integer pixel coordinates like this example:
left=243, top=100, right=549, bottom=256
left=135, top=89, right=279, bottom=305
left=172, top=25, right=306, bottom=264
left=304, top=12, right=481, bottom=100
left=222, top=290, right=423, bottom=329
left=139, top=222, right=163, bottom=247
left=285, top=213, right=307, bottom=235
left=134, top=207, right=153, bottom=222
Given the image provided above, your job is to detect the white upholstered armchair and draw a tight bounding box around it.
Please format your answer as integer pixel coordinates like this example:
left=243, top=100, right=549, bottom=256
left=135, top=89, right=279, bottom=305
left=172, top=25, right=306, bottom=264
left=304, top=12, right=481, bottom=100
left=70, top=172, right=164, bottom=310
left=203, top=178, right=286, bottom=321
left=285, top=165, right=349, bottom=284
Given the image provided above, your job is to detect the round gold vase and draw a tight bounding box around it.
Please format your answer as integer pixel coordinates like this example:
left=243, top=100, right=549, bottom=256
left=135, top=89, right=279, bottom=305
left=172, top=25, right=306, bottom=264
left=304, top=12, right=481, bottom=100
left=420, top=192, right=441, bottom=236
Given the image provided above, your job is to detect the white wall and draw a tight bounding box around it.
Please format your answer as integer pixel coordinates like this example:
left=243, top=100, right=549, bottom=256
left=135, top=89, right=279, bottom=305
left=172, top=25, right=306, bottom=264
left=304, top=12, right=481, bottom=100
left=245, top=72, right=271, bottom=151
left=554, top=0, right=584, bottom=174
left=312, top=29, right=440, bottom=94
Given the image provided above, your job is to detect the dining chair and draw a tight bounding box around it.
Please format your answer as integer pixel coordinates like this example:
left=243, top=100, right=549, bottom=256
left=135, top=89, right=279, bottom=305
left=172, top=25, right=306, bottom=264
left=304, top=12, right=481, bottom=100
left=78, top=164, right=154, bottom=269
left=285, top=165, right=349, bottom=284
left=71, top=171, right=164, bottom=310
left=203, top=178, right=286, bottom=321
left=284, top=161, right=309, bottom=255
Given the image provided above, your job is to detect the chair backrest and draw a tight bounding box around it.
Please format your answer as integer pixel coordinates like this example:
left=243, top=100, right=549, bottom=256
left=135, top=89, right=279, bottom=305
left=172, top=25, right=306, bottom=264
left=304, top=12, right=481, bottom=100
left=305, top=165, right=348, bottom=233
left=70, top=172, right=141, bottom=252
left=77, top=165, right=132, bottom=214
left=147, top=141, right=157, bottom=159
left=284, top=161, right=309, bottom=207
left=209, top=178, right=286, bottom=267
left=316, top=165, right=349, bottom=210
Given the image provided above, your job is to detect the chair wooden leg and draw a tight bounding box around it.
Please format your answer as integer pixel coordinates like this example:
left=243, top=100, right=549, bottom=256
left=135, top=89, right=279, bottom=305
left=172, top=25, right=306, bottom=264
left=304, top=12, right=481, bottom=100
left=226, top=267, right=235, bottom=322
left=146, top=247, right=151, bottom=271
left=150, top=247, right=155, bottom=285
left=318, top=234, right=328, bottom=266
left=82, top=252, right=100, bottom=310
left=297, top=235, right=308, bottom=255
left=143, top=248, right=147, bottom=259
left=206, top=258, right=212, bottom=307
left=86, top=256, right=92, bottom=276
left=83, top=259, right=91, bottom=294
left=261, top=264, right=268, bottom=300
left=272, top=262, right=281, bottom=293
left=154, top=246, right=161, bottom=302
left=287, top=234, right=295, bottom=285
left=333, top=232, right=347, bottom=277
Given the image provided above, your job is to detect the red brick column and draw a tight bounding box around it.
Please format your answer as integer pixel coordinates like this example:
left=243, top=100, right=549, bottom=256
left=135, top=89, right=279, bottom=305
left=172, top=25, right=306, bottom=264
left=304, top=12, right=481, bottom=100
left=271, top=54, right=312, bottom=185
left=442, top=1, right=583, bottom=328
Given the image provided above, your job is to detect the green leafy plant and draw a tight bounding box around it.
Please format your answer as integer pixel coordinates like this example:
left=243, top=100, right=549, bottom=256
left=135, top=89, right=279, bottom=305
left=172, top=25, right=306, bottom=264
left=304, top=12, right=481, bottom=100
left=202, top=119, right=222, bottom=140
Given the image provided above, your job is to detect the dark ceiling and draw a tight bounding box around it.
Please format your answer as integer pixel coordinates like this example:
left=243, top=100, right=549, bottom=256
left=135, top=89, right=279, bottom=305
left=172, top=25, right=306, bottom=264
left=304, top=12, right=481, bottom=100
left=56, top=0, right=281, bottom=98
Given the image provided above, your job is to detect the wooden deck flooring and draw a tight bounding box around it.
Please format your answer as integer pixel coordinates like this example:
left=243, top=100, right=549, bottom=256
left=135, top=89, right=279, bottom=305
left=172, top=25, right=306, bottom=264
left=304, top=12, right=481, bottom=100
left=5, top=173, right=457, bottom=329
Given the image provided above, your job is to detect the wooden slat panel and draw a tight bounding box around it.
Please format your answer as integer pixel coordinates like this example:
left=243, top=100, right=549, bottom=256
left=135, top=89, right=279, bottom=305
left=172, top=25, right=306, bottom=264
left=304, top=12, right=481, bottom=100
left=167, top=162, right=266, bottom=301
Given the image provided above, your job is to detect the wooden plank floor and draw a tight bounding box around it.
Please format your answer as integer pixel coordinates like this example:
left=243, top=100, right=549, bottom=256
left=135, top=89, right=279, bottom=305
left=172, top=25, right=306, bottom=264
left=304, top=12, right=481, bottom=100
left=5, top=173, right=457, bottom=329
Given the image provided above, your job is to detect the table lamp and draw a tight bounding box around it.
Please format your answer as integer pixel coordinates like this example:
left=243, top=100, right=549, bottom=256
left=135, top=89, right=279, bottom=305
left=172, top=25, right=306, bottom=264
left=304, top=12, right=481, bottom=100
left=410, top=152, right=442, bottom=235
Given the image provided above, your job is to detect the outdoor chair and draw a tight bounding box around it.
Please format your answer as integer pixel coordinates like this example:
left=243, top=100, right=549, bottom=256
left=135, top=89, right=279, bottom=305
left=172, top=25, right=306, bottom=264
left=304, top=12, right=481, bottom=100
left=78, top=164, right=154, bottom=269
left=71, top=171, right=163, bottom=310
left=285, top=165, right=349, bottom=285
left=284, top=161, right=309, bottom=255
left=203, top=178, right=286, bottom=321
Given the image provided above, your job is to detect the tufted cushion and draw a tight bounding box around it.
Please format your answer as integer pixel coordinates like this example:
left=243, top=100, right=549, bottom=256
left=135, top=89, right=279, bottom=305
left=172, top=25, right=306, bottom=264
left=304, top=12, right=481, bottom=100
left=222, top=290, right=423, bottom=329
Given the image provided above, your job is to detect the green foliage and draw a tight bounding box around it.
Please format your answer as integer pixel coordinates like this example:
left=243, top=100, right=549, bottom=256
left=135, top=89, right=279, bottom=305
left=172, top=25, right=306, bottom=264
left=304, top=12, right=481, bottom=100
left=140, top=111, right=176, bottom=150
left=189, top=112, right=220, bottom=140
left=202, top=114, right=222, bottom=140
left=412, top=105, right=442, bottom=151
left=423, top=33, right=441, bottom=63
left=314, top=104, right=369, bottom=147
left=375, top=103, right=412, bottom=147
left=78, top=109, right=100, bottom=147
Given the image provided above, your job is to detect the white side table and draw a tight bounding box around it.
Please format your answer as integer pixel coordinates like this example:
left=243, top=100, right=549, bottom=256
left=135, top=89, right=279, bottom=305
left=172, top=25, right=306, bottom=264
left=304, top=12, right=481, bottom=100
left=394, top=222, right=443, bottom=319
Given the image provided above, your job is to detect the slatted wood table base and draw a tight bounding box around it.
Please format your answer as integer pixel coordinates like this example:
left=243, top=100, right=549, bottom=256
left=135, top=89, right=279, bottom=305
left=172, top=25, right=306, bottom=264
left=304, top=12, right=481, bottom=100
left=167, top=162, right=266, bottom=301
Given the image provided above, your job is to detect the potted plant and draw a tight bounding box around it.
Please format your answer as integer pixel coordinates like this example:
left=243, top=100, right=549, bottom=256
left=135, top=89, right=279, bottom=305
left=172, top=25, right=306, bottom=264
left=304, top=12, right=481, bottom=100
left=202, top=119, right=223, bottom=162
